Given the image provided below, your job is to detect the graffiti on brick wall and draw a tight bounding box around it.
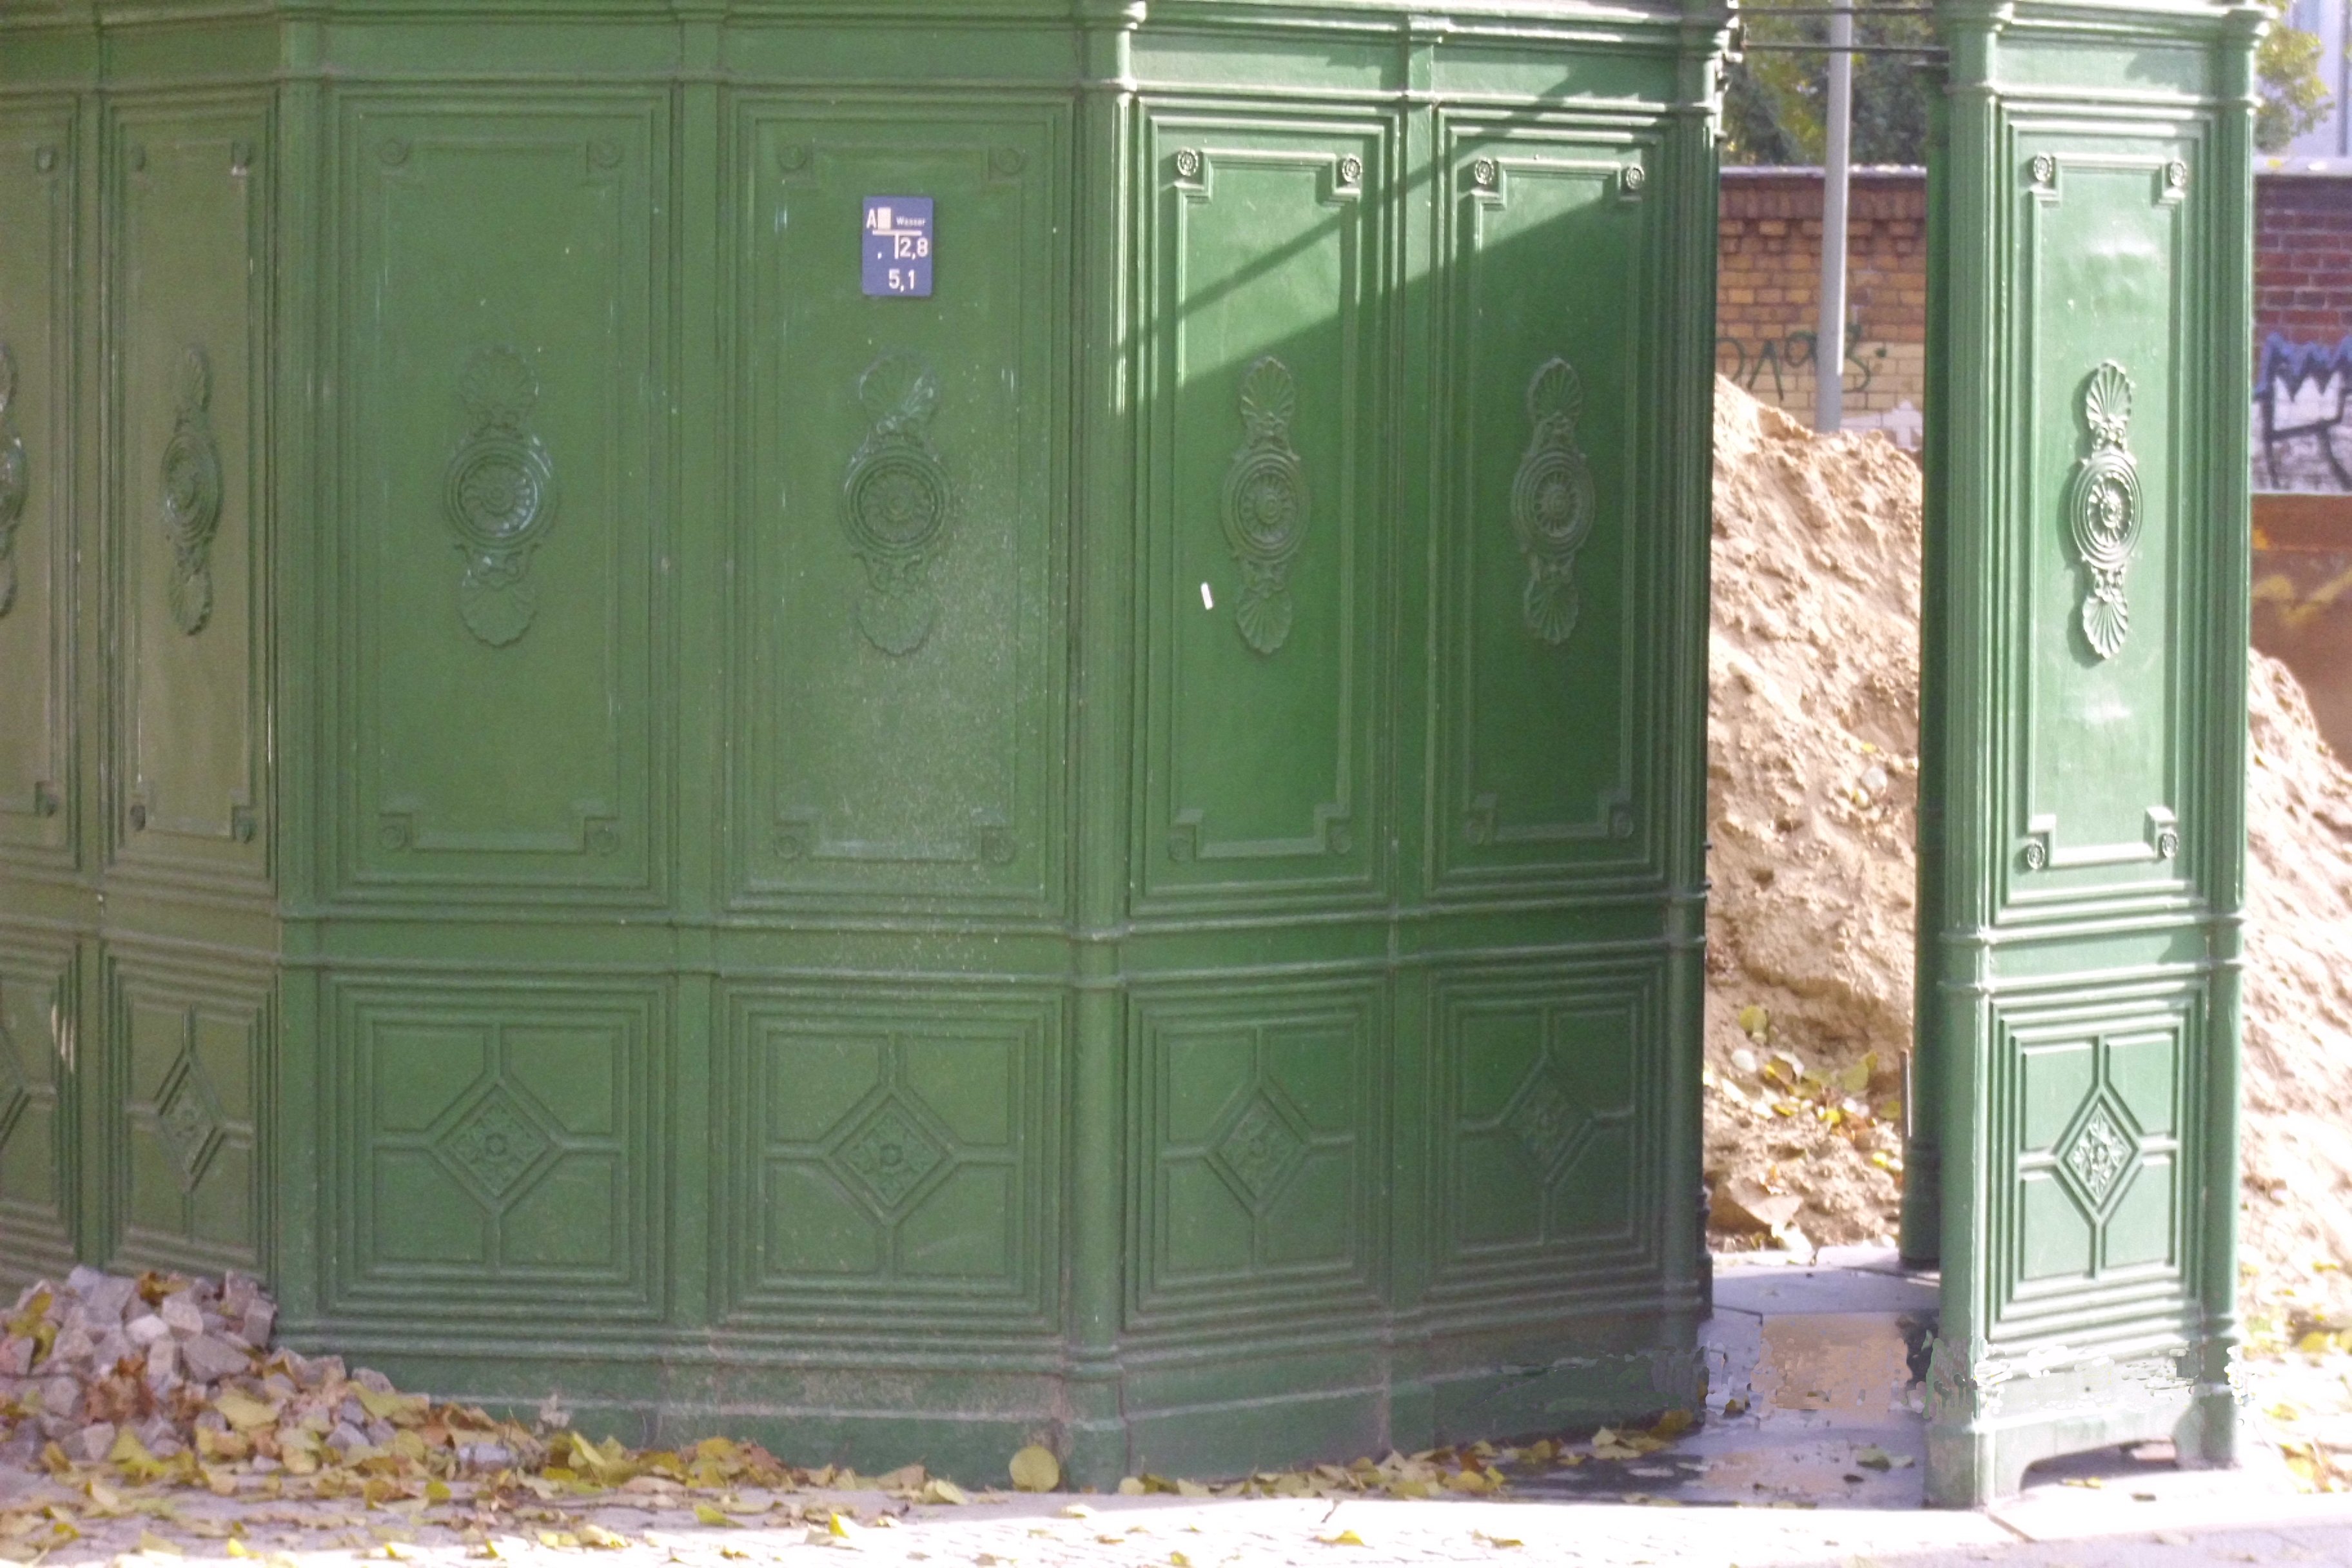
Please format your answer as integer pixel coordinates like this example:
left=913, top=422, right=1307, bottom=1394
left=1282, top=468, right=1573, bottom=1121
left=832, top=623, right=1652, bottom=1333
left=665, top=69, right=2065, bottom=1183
left=1714, top=320, right=1889, bottom=404
left=2259, top=333, right=2352, bottom=493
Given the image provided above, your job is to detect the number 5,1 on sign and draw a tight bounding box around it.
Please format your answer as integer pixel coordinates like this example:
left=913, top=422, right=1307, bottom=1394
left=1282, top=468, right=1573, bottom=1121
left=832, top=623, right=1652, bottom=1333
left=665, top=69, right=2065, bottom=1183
left=863, top=196, right=934, bottom=298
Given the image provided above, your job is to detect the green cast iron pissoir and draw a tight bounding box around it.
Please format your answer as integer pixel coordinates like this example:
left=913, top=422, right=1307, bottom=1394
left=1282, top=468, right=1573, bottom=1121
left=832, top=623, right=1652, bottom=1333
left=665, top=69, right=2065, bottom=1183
left=0, top=0, right=2257, bottom=1504
left=0, top=0, right=1728, bottom=1484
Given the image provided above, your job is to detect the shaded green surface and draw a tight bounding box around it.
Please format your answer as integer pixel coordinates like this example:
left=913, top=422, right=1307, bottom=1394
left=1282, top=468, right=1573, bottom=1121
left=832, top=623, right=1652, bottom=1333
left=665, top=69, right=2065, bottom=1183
left=0, top=0, right=1725, bottom=1484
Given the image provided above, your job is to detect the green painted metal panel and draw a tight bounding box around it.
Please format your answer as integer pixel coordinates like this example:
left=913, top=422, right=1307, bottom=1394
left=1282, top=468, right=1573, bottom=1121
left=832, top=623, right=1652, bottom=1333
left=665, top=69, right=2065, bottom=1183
left=1912, top=0, right=2258, bottom=1505
left=0, top=0, right=1727, bottom=1484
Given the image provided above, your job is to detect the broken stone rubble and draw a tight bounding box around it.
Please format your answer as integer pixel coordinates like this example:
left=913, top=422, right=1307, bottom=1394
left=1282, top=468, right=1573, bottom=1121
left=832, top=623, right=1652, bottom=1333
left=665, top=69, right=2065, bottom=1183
left=0, top=1266, right=333, bottom=1469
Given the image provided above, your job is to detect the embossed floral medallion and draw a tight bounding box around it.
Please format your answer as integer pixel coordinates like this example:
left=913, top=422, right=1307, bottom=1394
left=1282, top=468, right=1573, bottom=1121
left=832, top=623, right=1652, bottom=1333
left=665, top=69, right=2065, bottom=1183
left=160, top=348, right=224, bottom=636
left=1511, top=357, right=1597, bottom=645
left=2066, top=360, right=2143, bottom=661
left=840, top=354, right=955, bottom=656
left=443, top=347, right=558, bottom=648
left=0, top=343, right=24, bottom=618
left=1220, top=357, right=1309, bottom=656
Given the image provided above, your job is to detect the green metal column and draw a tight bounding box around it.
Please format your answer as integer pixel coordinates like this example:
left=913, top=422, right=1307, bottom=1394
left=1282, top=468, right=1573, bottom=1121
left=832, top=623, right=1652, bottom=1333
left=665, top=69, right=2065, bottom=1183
left=0, top=0, right=1729, bottom=1484
left=1913, top=0, right=2260, bottom=1504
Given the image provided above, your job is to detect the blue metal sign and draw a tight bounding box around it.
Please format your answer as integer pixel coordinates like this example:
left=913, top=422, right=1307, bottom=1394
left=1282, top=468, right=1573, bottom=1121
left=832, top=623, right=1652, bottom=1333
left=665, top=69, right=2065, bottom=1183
left=863, top=197, right=934, bottom=298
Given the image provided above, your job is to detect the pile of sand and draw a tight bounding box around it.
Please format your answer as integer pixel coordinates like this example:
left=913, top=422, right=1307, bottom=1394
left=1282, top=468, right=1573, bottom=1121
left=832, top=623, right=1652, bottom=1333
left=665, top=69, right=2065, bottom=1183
left=1705, top=377, right=2352, bottom=1326
left=1703, top=380, right=1919, bottom=1251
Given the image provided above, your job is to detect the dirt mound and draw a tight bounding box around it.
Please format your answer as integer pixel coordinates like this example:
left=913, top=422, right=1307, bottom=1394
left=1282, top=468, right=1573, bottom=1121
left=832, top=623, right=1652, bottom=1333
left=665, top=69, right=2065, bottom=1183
left=1705, top=378, right=2352, bottom=1322
left=1703, top=381, right=1919, bottom=1250
left=2242, top=652, right=2352, bottom=1328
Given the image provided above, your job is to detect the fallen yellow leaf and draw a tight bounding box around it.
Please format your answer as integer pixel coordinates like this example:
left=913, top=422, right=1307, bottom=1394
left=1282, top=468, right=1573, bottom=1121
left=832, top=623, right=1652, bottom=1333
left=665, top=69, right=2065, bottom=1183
left=692, top=1505, right=737, bottom=1528
left=356, top=1389, right=430, bottom=1426
left=215, top=1393, right=280, bottom=1432
left=1008, top=1444, right=1060, bottom=1493
left=1318, top=1529, right=1366, bottom=1547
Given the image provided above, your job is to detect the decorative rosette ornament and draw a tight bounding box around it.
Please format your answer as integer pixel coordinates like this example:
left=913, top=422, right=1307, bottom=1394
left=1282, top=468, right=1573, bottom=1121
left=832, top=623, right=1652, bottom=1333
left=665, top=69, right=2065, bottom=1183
left=1220, top=357, right=1309, bottom=656
left=160, top=348, right=224, bottom=636
left=2065, top=360, right=2142, bottom=661
left=0, top=344, right=25, bottom=618
left=443, top=348, right=558, bottom=648
left=1511, top=357, right=1598, bottom=645
left=841, top=354, right=954, bottom=656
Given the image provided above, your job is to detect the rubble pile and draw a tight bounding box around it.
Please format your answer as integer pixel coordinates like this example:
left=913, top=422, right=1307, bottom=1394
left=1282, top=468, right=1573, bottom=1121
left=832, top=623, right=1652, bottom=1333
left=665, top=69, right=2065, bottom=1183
left=0, top=1267, right=569, bottom=1483
left=1, top=1268, right=280, bottom=1467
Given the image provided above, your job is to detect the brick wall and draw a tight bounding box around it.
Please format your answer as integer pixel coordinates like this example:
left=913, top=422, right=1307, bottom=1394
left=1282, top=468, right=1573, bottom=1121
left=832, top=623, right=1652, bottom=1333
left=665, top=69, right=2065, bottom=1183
left=1716, top=168, right=2349, bottom=468
left=2255, top=173, right=2352, bottom=492
left=2259, top=173, right=2352, bottom=344
left=1716, top=169, right=1928, bottom=434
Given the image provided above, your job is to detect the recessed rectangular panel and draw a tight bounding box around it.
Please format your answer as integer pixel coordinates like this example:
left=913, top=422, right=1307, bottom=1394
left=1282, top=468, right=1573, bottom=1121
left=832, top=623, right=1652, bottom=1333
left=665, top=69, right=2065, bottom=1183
left=107, top=948, right=269, bottom=1273
left=1434, top=126, right=1656, bottom=891
left=2008, top=139, right=2192, bottom=907
left=329, top=976, right=663, bottom=1318
left=715, top=983, right=1061, bottom=1333
left=111, top=103, right=269, bottom=884
left=0, top=930, right=74, bottom=1268
left=1428, top=958, right=1661, bottom=1304
left=732, top=105, right=1066, bottom=916
left=1136, top=115, right=1387, bottom=910
left=2019, top=1172, right=2093, bottom=1282
left=1128, top=979, right=1383, bottom=1331
left=0, top=105, right=73, bottom=865
left=337, top=99, right=664, bottom=897
left=1992, top=988, right=2195, bottom=1331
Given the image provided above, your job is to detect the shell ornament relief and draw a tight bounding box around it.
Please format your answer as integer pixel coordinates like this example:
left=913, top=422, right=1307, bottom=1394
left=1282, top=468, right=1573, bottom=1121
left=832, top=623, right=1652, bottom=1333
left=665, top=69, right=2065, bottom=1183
left=443, top=348, right=558, bottom=649
left=841, top=354, right=955, bottom=657
left=1220, top=357, right=1309, bottom=656
left=0, top=344, right=25, bottom=618
left=160, top=348, right=224, bottom=636
left=1511, top=357, right=1598, bottom=645
left=2066, top=360, right=2142, bottom=661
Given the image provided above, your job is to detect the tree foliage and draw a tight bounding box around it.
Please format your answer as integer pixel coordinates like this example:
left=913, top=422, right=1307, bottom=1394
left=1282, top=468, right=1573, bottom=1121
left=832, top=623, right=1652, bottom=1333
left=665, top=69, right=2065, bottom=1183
left=2257, top=4, right=2333, bottom=153
left=1721, top=0, right=1936, bottom=167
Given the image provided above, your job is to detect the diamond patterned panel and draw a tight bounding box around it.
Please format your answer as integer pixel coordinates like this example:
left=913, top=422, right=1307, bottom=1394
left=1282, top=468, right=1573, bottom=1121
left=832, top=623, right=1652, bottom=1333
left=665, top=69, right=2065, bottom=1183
left=438, top=1088, right=553, bottom=1201
left=1999, top=999, right=2192, bottom=1322
left=155, top=1062, right=222, bottom=1191
left=1214, top=1095, right=1306, bottom=1206
left=1132, top=985, right=1378, bottom=1329
left=1505, top=1073, right=1584, bottom=1176
left=335, top=981, right=660, bottom=1317
left=836, top=1099, right=947, bottom=1211
left=721, top=987, right=1060, bottom=1331
left=2061, top=1101, right=2132, bottom=1205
